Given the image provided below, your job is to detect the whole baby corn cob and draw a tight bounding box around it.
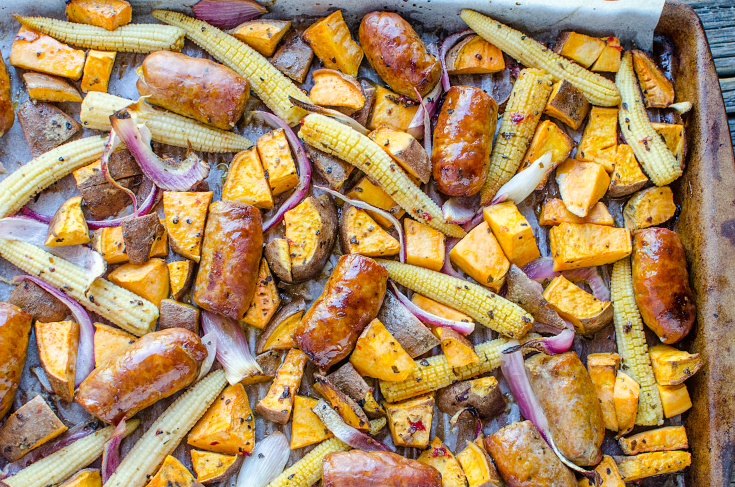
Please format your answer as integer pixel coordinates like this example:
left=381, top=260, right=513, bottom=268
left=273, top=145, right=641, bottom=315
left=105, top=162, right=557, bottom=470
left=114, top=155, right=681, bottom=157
left=460, top=9, right=621, bottom=107
left=611, top=257, right=664, bottom=426
left=13, top=15, right=184, bottom=52
left=300, top=114, right=466, bottom=238
left=479, top=68, right=553, bottom=205
left=80, top=92, right=252, bottom=152
left=376, top=259, right=533, bottom=336
left=3, top=420, right=139, bottom=487
left=0, top=136, right=107, bottom=218
left=0, top=239, right=158, bottom=336
left=617, top=51, right=682, bottom=186
left=152, top=9, right=309, bottom=126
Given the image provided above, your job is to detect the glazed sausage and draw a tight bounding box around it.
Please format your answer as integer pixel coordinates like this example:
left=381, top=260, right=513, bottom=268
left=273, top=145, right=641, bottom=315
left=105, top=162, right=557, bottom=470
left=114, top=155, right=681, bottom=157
left=295, top=254, right=387, bottom=369
left=632, top=227, right=695, bottom=344
left=0, top=303, right=32, bottom=419
left=359, top=12, right=441, bottom=98
left=0, top=55, right=14, bottom=139
left=485, top=421, right=577, bottom=487
left=322, top=450, right=442, bottom=487
left=137, top=51, right=250, bottom=130
left=193, top=201, right=263, bottom=320
left=76, top=328, right=207, bottom=424
left=432, top=86, right=497, bottom=197
left=525, top=351, right=604, bottom=466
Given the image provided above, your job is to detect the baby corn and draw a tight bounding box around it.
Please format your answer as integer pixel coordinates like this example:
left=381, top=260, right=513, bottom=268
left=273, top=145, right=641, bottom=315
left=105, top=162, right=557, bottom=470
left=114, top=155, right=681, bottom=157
left=0, top=239, right=158, bottom=336
left=3, top=420, right=139, bottom=487
left=300, top=114, right=466, bottom=238
left=14, top=15, right=184, bottom=53
left=376, top=259, right=533, bottom=337
left=80, top=92, right=252, bottom=152
left=152, top=10, right=309, bottom=126
left=461, top=9, right=621, bottom=107
left=105, top=370, right=227, bottom=487
left=0, top=135, right=107, bottom=219
left=611, top=257, right=664, bottom=426
left=480, top=68, right=553, bottom=205
left=617, top=51, right=682, bottom=186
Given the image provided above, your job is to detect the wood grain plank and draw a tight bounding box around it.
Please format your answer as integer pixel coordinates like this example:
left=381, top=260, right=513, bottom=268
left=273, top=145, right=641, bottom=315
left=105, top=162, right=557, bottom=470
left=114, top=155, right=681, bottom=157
left=721, top=78, right=735, bottom=114
left=690, top=4, right=735, bottom=76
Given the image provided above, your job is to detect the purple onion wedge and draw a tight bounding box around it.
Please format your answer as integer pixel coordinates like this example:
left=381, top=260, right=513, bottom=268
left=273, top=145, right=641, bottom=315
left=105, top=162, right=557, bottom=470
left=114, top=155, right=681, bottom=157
left=201, top=311, right=261, bottom=385
left=563, top=267, right=610, bottom=302
left=389, top=281, right=474, bottom=335
left=312, top=399, right=393, bottom=452
left=192, top=0, right=267, bottom=30
left=101, top=419, right=127, bottom=483
left=501, top=328, right=575, bottom=355
left=440, top=29, right=474, bottom=91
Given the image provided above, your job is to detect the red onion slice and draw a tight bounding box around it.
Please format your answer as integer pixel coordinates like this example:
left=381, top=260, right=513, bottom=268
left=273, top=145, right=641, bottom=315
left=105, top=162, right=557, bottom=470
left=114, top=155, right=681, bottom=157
left=13, top=275, right=95, bottom=387
left=442, top=194, right=480, bottom=225
left=312, top=399, right=393, bottom=452
left=521, top=257, right=560, bottom=282
left=18, top=207, right=51, bottom=224
left=197, top=332, right=217, bottom=381
left=389, top=281, right=474, bottom=335
left=314, top=185, right=406, bottom=263
left=563, top=267, right=610, bottom=303
left=424, top=180, right=444, bottom=208
left=441, top=238, right=463, bottom=279
left=490, top=151, right=552, bottom=206
left=192, top=0, right=267, bottom=30
left=255, top=111, right=311, bottom=233
left=100, top=129, right=138, bottom=213
left=502, top=328, right=574, bottom=355
left=201, top=311, right=262, bottom=385
left=289, top=96, right=369, bottom=135
left=413, top=88, right=433, bottom=155
left=236, top=431, right=290, bottom=487
left=440, top=29, right=475, bottom=91
left=461, top=212, right=485, bottom=232
left=101, top=419, right=126, bottom=483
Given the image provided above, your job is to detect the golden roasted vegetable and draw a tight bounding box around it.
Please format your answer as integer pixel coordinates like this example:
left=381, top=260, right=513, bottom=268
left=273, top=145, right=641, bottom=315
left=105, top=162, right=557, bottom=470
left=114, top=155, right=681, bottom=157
left=65, top=0, right=132, bottom=31
left=93, top=323, right=136, bottom=367
left=242, top=258, right=281, bottom=329
left=543, top=79, right=591, bottom=131
left=449, top=221, right=509, bottom=292
left=222, top=148, right=274, bottom=209
left=446, top=34, right=505, bottom=75
left=108, top=258, right=170, bottom=308
left=549, top=223, right=631, bottom=271
left=303, top=10, right=363, bottom=77
left=623, top=186, right=677, bottom=231
left=556, top=159, right=610, bottom=218
left=456, top=440, right=502, bottom=487
left=36, top=321, right=78, bottom=402
left=591, top=36, right=623, bottom=72
left=256, top=129, right=300, bottom=196
left=340, top=205, right=400, bottom=258
left=255, top=349, right=307, bottom=424
left=539, top=199, right=614, bottom=226
left=576, top=106, right=618, bottom=172
left=188, top=383, right=255, bottom=456
left=328, top=363, right=385, bottom=420
left=658, top=383, right=692, bottom=418
left=310, top=69, right=365, bottom=113
left=649, top=343, right=703, bottom=386
left=44, top=196, right=90, bottom=247
left=23, top=72, right=83, bottom=102
left=553, top=31, right=606, bottom=68
left=147, top=455, right=200, bottom=487
left=517, top=120, right=574, bottom=189
left=158, top=300, right=199, bottom=334
left=412, top=294, right=473, bottom=323
left=631, top=50, right=675, bottom=108
left=614, top=370, right=640, bottom=437
left=616, top=451, right=691, bottom=481
left=255, top=300, right=304, bottom=354
left=435, top=377, right=504, bottom=420
left=271, top=28, right=315, bottom=84
left=121, top=214, right=163, bottom=265
left=230, top=20, right=291, bottom=57
left=284, top=194, right=338, bottom=282
left=350, top=319, right=415, bottom=382
left=0, top=395, right=66, bottom=462
left=190, top=450, right=241, bottom=484
left=59, top=469, right=102, bottom=487
left=291, top=395, right=333, bottom=449
left=10, top=27, right=86, bottom=80
left=578, top=455, right=625, bottom=487
left=384, top=394, right=435, bottom=449
left=168, top=260, right=195, bottom=301
left=90, top=227, right=126, bottom=265
left=609, top=143, right=649, bottom=197
left=418, top=437, right=467, bottom=487
left=483, top=201, right=540, bottom=268
left=435, top=327, right=479, bottom=368
left=586, top=352, right=621, bottom=432
left=163, top=191, right=212, bottom=263
left=313, top=375, right=370, bottom=431
left=367, top=85, right=420, bottom=132
left=653, top=122, right=686, bottom=167
left=346, top=176, right=405, bottom=228
left=405, top=219, right=446, bottom=271
left=81, top=50, right=116, bottom=93
left=619, top=426, right=688, bottom=455
left=543, top=274, right=613, bottom=336
left=369, top=125, right=431, bottom=184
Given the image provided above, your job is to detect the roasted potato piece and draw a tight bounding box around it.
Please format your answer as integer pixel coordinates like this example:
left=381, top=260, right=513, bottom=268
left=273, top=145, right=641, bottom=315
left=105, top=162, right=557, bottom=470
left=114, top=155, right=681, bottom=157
left=314, top=374, right=370, bottom=431
left=255, top=349, right=307, bottom=424
left=65, top=0, right=132, bottom=30
left=168, top=260, right=195, bottom=301
left=539, top=199, right=614, bottom=226
left=291, top=395, right=333, bottom=449
left=619, top=426, right=688, bottom=455
left=303, top=10, right=363, bottom=77
left=346, top=176, right=405, bottom=228
left=549, top=223, right=632, bottom=271
left=59, top=469, right=103, bottom=487
left=0, top=395, right=66, bottom=462
left=586, top=353, right=620, bottom=432
left=369, top=124, right=431, bottom=183
left=350, top=318, right=415, bottom=381
left=8, top=278, right=68, bottom=323
left=418, top=437, right=467, bottom=487
left=91, top=220, right=167, bottom=265
left=222, top=148, right=274, bottom=209
left=304, top=143, right=355, bottom=191
left=323, top=451, right=442, bottom=487
left=256, top=299, right=304, bottom=354
left=81, top=50, right=116, bottom=93
left=23, top=72, right=82, bottom=103
left=158, top=299, right=199, bottom=334
left=284, top=194, right=338, bottom=283
left=553, top=31, right=606, bottom=68
left=310, top=69, right=365, bottom=114
left=578, top=455, right=625, bottom=487
left=657, top=382, right=692, bottom=418
left=435, top=327, right=479, bottom=367
left=623, top=186, right=676, bottom=231
left=93, top=323, right=136, bottom=367
left=632, top=50, right=675, bottom=108
left=367, top=85, right=420, bottom=132
left=377, top=292, right=439, bottom=358
left=328, top=362, right=385, bottom=419
left=18, top=100, right=81, bottom=158
left=147, top=455, right=201, bottom=487
left=74, top=151, right=143, bottom=220
left=340, top=204, right=400, bottom=258
left=242, top=258, right=281, bottom=329
left=10, top=27, right=86, bottom=80
left=649, top=343, right=702, bottom=386
left=230, top=20, right=291, bottom=57
left=271, top=27, right=314, bottom=84
left=615, top=451, right=691, bottom=482
left=544, top=79, right=591, bottom=131
left=608, top=143, right=649, bottom=197
left=449, top=221, right=509, bottom=292
left=483, top=201, right=540, bottom=268
left=543, top=275, right=613, bottom=336
left=436, top=377, right=504, bottom=419
left=190, top=450, right=242, bottom=484
left=264, top=238, right=293, bottom=284
left=108, top=258, right=170, bottom=308
left=256, top=129, right=300, bottom=196
left=445, top=34, right=505, bottom=75
left=44, top=196, right=89, bottom=247
left=517, top=120, right=574, bottom=189
left=504, top=264, right=567, bottom=330
left=359, top=11, right=440, bottom=98
left=384, top=393, right=434, bottom=449
left=241, top=350, right=286, bottom=386
left=456, top=440, right=502, bottom=487
left=614, top=370, right=640, bottom=436
left=591, top=36, right=623, bottom=72
left=0, top=304, right=33, bottom=419
left=36, top=320, right=79, bottom=402
left=121, top=213, right=164, bottom=265
left=556, top=159, right=610, bottom=218
left=188, top=383, right=255, bottom=455
left=405, top=218, right=446, bottom=271
left=576, top=106, right=618, bottom=172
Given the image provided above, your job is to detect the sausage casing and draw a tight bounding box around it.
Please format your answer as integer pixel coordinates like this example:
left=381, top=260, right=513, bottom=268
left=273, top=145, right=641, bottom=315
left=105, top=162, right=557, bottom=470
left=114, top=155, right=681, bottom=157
left=485, top=421, right=577, bottom=487
left=0, top=303, right=32, bottom=419
left=194, top=201, right=263, bottom=320
left=0, top=56, right=14, bottom=138
left=359, top=12, right=441, bottom=98
left=632, top=227, right=695, bottom=344
left=76, top=328, right=207, bottom=424
left=525, top=351, right=604, bottom=466
left=322, top=450, right=442, bottom=487
left=295, top=254, right=387, bottom=369
left=136, top=51, right=250, bottom=130
left=432, top=86, right=497, bottom=197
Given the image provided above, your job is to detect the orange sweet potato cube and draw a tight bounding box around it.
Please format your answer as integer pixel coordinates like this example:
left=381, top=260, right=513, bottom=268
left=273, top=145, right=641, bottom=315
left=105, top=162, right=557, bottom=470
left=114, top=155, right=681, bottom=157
left=405, top=219, right=445, bottom=271
left=241, top=258, right=281, bottom=329
left=368, top=85, right=419, bottom=132
left=539, top=199, right=614, bottom=226
left=81, top=50, right=116, bottom=93
left=555, top=159, right=610, bottom=218
left=188, top=383, right=255, bottom=455
left=554, top=31, right=606, bottom=68
left=483, top=201, right=540, bottom=268
left=608, top=144, right=649, bottom=197
left=549, top=223, right=631, bottom=271
left=222, top=147, right=274, bottom=209
left=10, top=27, right=86, bottom=80
left=449, top=221, right=509, bottom=291
left=346, top=176, right=405, bottom=228
left=445, top=35, right=505, bottom=75
left=230, top=20, right=291, bottom=57
left=66, top=0, right=132, bottom=31
left=93, top=323, right=136, bottom=367
left=658, top=383, right=692, bottom=418
left=632, top=50, right=675, bottom=108
left=303, top=10, right=363, bottom=77
left=256, top=129, right=300, bottom=196
left=591, top=37, right=623, bottom=73
left=412, top=294, right=473, bottom=323
left=517, top=120, right=574, bottom=190
left=614, top=371, right=640, bottom=436
left=435, top=327, right=479, bottom=367
left=163, top=191, right=213, bottom=263
left=587, top=353, right=621, bottom=432
left=36, top=321, right=79, bottom=402
left=576, top=106, right=619, bottom=172
left=544, top=79, right=591, bottom=131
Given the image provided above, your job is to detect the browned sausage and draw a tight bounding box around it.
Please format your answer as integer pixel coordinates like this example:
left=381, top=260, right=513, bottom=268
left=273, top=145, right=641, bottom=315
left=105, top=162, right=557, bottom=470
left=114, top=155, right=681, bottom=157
left=0, top=55, right=13, bottom=139
left=137, top=51, right=250, bottom=130
left=295, top=254, right=387, bottom=369
left=76, top=328, right=207, bottom=424
left=632, top=227, right=695, bottom=344
left=359, top=12, right=441, bottom=98
left=0, top=303, right=32, bottom=419
left=193, top=201, right=263, bottom=320
left=485, top=421, right=577, bottom=487
left=432, top=86, right=497, bottom=197
left=525, top=351, right=604, bottom=467
left=322, top=450, right=442, bottom=487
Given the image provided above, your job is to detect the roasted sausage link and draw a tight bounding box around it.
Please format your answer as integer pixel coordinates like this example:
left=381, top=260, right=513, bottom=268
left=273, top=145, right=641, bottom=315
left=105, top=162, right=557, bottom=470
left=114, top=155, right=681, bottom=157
left=322, top=450, right=442, bottom=487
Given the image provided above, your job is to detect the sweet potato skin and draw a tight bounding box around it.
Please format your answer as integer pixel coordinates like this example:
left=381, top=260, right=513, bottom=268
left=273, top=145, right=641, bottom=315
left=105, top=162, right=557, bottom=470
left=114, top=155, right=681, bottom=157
left=295, top=254, right=387, bottom=369
left=323, top=450, right=442, bottom=487
left=0, top=56, right=14, bottom=138
left=0, top=304, right=32, bottom=420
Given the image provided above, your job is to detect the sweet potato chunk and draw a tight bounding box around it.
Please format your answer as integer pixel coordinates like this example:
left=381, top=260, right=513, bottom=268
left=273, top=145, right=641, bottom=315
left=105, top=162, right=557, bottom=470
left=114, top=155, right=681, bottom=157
left=0, top=395, right=67, bottom=461
left=405, top=219, right=446, bottom=271
left=457, top=440, right=502, bottom=487
left=242, top=258, right=281, bottom=329
left=554, top=31, right=606, bottom=68
left=369, top=124, right=431, bottom=183
left=222, top=148, right=274, bottom=209
left=93, top=323, right=136, bottom=367
left=544, top=275, right=613, bottom=336
left=591, top=37, right=623, bottom=73
left=539, top=199, right=614, bottom=226
left=91, top=226, right=128, bottom=264
left=303, top=10, right=363, bottom=77
left=314, top=374, right=370, bottom=431
left=652, top=122, right=686, bottom=167
left=256, top=129, right=299, bottom=196
left=549, top=223, right=632, bottom=271
left=346, top=176, right=405, bottom=228
left=8, top=279, right=68, bottom=323
left=159, top=299, right=200, bottom=334
left=435, top=327, right=479, bottom=367
left=255, top=349, right=307, bottom=424
left=649, top=343, right=702, bottom=386
left=81, top=50, right=116, bottom=93
left=44, top=196, right=89, bottom=247
left=230, top=20, right=291, bottom=57
left=544, top=79, right=590, bottom=130
left=328, top=362, right=385, bottom=419
left=615, top=451, right=691, bottom=481
left=418, top=437, right=467, bottom=487
left=619, top=426, right=688, bottom=455
left=59, top=469, right=102, bottom=487
left=163, top=191, right=213, bottom=262
left=36, top=321, right=79, bottom=402
left=291, top=395, right=333, bottom=449
left=256, top=300, right=304, bottom=354
left=378, top=293, right=440, bottom=359
left=576, top=106, right=618, bottom=172
left=310, top=69, right=365, bottom=113
left=608, top=144, right=649, bottom=197
left=352, top=80, right=376, bottom=127
left=168, top=260, right=195, bottom=301
left=148, top=455, right=201, bottom=487
left=623, top=186, right=676, bottom=231
left=121, top=213, right=164, bottom=265
left=340, top=205, right=400, bottom=258
left=367, top=85, right=420, bottom=132
left=10, top=27, right=85, bottom=80
left=579, top=455, right=625, bottom=487
left=66, top=0, right=132, bottom=31
left=241, top=350, right=285, bottom=387
left=632, top=50, right=675, bottom=108
left=412, top=294, right=473, bottom=323
left=271, top=28, right=314, bottom=84
left=449, top=221, right=509, bottom=291
left=350, top=318, right=415, bottom=382
left=191, top=450, right=241, bottom=484
left=23, top=72, right=82, bottom=103
left=284, top=194, right=338, bottom=282
left=303, top=143, right=355, bottom=191
left=189, top=383, right=255, bottom=455
left=614, top=371, right=640, bottom=436
left=517, top=120, right=574, bottom=189
left=18, top=100, right=81, bottom=158
left=263, top=238, right=292, bottom=284
left=435, top=377, right=504, bottom=420
left=586, top=353, right=620, bottom=432
left=556, top=159, right=610, bottom=218
left=384, top=394, right=434, bottom=449
left=108, top=258, right=170, bottom=308
left=73, top=152, right=143, bottom=220
left=445, top=34, right=505, bottom=75
left=483, top=201, right=540, bottom=268
left=657, top=383, right=692, bottom=418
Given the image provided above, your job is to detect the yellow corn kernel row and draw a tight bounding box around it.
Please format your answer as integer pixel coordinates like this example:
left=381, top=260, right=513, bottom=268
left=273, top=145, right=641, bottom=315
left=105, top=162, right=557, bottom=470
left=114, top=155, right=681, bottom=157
left=610, top=257, right=664, bottom=426
left=479, top=68, right=553, bottom=205
left=300, top=114, right=466, bottom=238
left=460, top=9, right=621, bottom=107
left=152, top=9, right=309, bottom=127
left=617, top=51, right=682, bottom=186
left=14, top=15, right=184, bottom=52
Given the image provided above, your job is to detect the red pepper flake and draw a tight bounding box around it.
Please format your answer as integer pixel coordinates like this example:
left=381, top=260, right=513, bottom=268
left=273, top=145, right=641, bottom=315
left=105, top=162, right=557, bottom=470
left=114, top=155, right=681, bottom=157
left=509, top=112, right=529, bottom=124
left=431, top=447, right=447, bottom=457
left=422, top=211, right=432, bottom=221
left=408, top=418, right=426, bottom=433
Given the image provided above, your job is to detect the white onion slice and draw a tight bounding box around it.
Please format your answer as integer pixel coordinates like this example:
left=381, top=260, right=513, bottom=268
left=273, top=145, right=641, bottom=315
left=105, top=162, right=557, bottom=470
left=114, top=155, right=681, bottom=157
left=236, top=431, right=290, bottom=487
left=563, top=267, right=610, bottom=302
left=289, top=96, right=369, bottom=135
left=201, top=311, right=261, bottom=385
left=490, top=151, right=552, bottom=206
left=197, top=332, right=217, bottom=381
